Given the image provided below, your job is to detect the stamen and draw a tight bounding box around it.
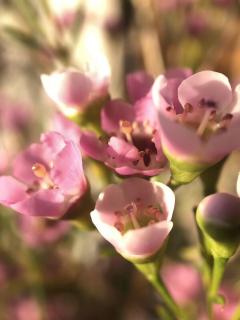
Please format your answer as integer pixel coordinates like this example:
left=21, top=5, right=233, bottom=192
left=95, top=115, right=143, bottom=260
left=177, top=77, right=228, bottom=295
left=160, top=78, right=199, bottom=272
left=32, top=163, right=47, bottom=178
left=218, top=113, right=233, bottom=130
left=184, top=103, right=193, bottom=113
left=119, top=120, right=133, bottom=143
left=125, top=203, right=140, bottom=229
left=197, top=109, right=213, bottom=137
left=114, top=221, right=124, bottom=233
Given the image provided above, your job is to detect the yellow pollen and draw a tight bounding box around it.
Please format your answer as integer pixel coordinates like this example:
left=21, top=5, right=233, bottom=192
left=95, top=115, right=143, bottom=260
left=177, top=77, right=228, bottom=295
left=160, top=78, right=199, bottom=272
left=32, top=163, right=47, bottom=178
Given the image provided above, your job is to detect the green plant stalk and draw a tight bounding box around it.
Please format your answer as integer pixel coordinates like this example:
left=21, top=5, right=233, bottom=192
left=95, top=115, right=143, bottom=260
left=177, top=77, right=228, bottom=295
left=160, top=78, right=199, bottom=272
left=208, top=257, right=228, bottom=319
left=135, top=262, right=188, bottom=320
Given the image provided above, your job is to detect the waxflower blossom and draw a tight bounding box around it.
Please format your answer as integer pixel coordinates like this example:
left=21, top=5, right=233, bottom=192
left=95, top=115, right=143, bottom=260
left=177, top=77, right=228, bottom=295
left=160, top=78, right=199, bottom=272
left=152, top=70, right=240, bottom=184
left=0, top=132, right=87, bottom=218
left=91, top=178, right=174, bottom=261
left=41, top=68, right=110, bottom=117
left=80, top=72, right=166, bottom=176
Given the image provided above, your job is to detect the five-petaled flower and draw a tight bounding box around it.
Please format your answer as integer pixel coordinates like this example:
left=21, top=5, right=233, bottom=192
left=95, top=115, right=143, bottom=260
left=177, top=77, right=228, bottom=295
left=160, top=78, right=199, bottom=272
left=91, top=177, right=174, bottom=261
left=152, top=70, right=240, bottom=183
left=80, top=71, right=166, bottom=176
left=0, top=132, right=87, bottom=218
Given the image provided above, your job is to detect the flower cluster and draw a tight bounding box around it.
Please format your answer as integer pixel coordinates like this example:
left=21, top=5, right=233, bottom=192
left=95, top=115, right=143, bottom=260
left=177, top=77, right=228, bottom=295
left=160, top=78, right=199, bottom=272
left=1, top=66, right=240, bottom=319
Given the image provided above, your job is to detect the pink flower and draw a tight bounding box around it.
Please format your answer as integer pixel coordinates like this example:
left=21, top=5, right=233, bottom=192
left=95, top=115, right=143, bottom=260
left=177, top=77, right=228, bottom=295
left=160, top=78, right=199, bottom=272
left=9, top=297, right=41, bottom=320
left=18, top=215, right=70, bottom=247
left=0, top=132, right=87, bottom=218
left=152, top=70, right=240, bottom=180
left=91, top=178, right=174, bottom=261
left=161, top=263, right=203, bottom=305
left=41, top=69, right=109, bottom=117
left=80, top=72, right=166, bottom=176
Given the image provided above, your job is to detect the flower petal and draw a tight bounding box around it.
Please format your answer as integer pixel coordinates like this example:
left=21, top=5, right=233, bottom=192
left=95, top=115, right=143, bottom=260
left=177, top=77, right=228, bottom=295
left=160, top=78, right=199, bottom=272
left=178, top=71, right=232, bottom=111
left=41, top=71, right=93, bottom=109
left=101, top=99, right=134, bottom=134
left=51, top=141, right=87, bottom=196
left=0, top=176, right=27, bottom=205
left=80, top=131, right=107, bottom=161
left=12, top=189, right=66, bottom=217
left=121, top=221, right=173, bottom=258
left=126, top=71, right=154, bottom=103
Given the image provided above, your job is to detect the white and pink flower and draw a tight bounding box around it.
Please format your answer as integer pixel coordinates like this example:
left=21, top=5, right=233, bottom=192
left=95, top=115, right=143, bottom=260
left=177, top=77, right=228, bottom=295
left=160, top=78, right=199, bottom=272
left=91, top=178, right=174, bottom=261
left=41, top=68, right=109, bottom=117
left=152, top=70, right=240, bottom=182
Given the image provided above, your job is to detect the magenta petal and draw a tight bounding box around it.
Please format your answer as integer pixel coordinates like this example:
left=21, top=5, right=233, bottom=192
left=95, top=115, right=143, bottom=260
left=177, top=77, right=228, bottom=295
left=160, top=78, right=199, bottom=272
left=126, top=71, right=154, bottom=103
left=122, top=221, right=173, bottom=258
left=12, top=189, right=65, bottom=217
left=51, top=141, right=87, bottom=196
left=178, top=71, right=232, bottom=111
left=80, top=131, right=107, bottom=161
left=0, top=176, right=27, bottom=205
left=101, top=99, right=134, bottom=134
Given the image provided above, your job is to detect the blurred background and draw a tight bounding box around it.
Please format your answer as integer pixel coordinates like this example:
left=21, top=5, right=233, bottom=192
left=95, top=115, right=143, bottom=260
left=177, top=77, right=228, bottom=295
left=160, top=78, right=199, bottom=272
left=0, top=0, right=240, bottom=319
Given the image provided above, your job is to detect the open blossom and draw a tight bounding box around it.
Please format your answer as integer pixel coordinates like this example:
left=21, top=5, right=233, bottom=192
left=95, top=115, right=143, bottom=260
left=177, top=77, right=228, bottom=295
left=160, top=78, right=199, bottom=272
left=152, top=70, right=240, bottom=182
left=81, top=72, right=166, bottom=176
left=0, top=132, right=87, bottom=218
left=91, top=178, right=174, bottom=261
left=41, top=68, right=110, bottom=117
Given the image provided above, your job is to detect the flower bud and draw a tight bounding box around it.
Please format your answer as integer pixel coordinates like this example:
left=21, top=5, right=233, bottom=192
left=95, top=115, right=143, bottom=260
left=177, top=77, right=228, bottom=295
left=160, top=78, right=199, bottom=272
left=196, top=193, right=240, bottom=258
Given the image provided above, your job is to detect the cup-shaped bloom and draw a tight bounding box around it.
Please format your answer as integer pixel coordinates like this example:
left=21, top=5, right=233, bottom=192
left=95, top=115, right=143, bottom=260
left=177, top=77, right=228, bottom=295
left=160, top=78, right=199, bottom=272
left=41, top=68, right=110, bottom=117
left=80, top=71, right=166, bottom=176
left=153, top=70, right=240, bottom=184
left=0, top=132, right=87, bottom=218
left=196, top=193, right=240, bottom=258
left=91, top=178, right=174, bottom=262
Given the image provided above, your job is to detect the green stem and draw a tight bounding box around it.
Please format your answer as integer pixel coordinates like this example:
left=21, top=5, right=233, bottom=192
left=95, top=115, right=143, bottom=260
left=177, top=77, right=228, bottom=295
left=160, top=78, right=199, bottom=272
left=167, top=177, right=181, bottom=191
left=231, top=304, right=240, bottom=320
left=208, top=257, right=227, bottom=319
left=135, top=263, right=188, bottom=320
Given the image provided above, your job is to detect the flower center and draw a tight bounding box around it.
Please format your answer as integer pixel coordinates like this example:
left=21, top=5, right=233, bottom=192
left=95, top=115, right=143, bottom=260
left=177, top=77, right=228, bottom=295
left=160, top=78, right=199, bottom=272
left=31, top=162, right=57, bottom=190
left=114, top=197, right=165, bottom=234
left=119, top=120, right=158, bottom=167
left=166, top=100, right=233, bottom=139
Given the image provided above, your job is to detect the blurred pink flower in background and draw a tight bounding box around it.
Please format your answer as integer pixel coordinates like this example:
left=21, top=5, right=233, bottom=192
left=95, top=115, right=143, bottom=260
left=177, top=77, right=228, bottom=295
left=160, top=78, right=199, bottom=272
left=41, top=69, right=110, bottom=117
left=81, top=72, right=166, bottom=176
left=152, top=70, right=240, bottom=166
left=18, top=215, right=70, bottom=247
left=185, top=11, right=209, bottom=36
left=0, top=132, right=87, bottom=217
left=161, top=262, right=203, bottom=305
left=91, top=178, right=174, bottom=260
left=8, top=298, right=41, bottom=320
